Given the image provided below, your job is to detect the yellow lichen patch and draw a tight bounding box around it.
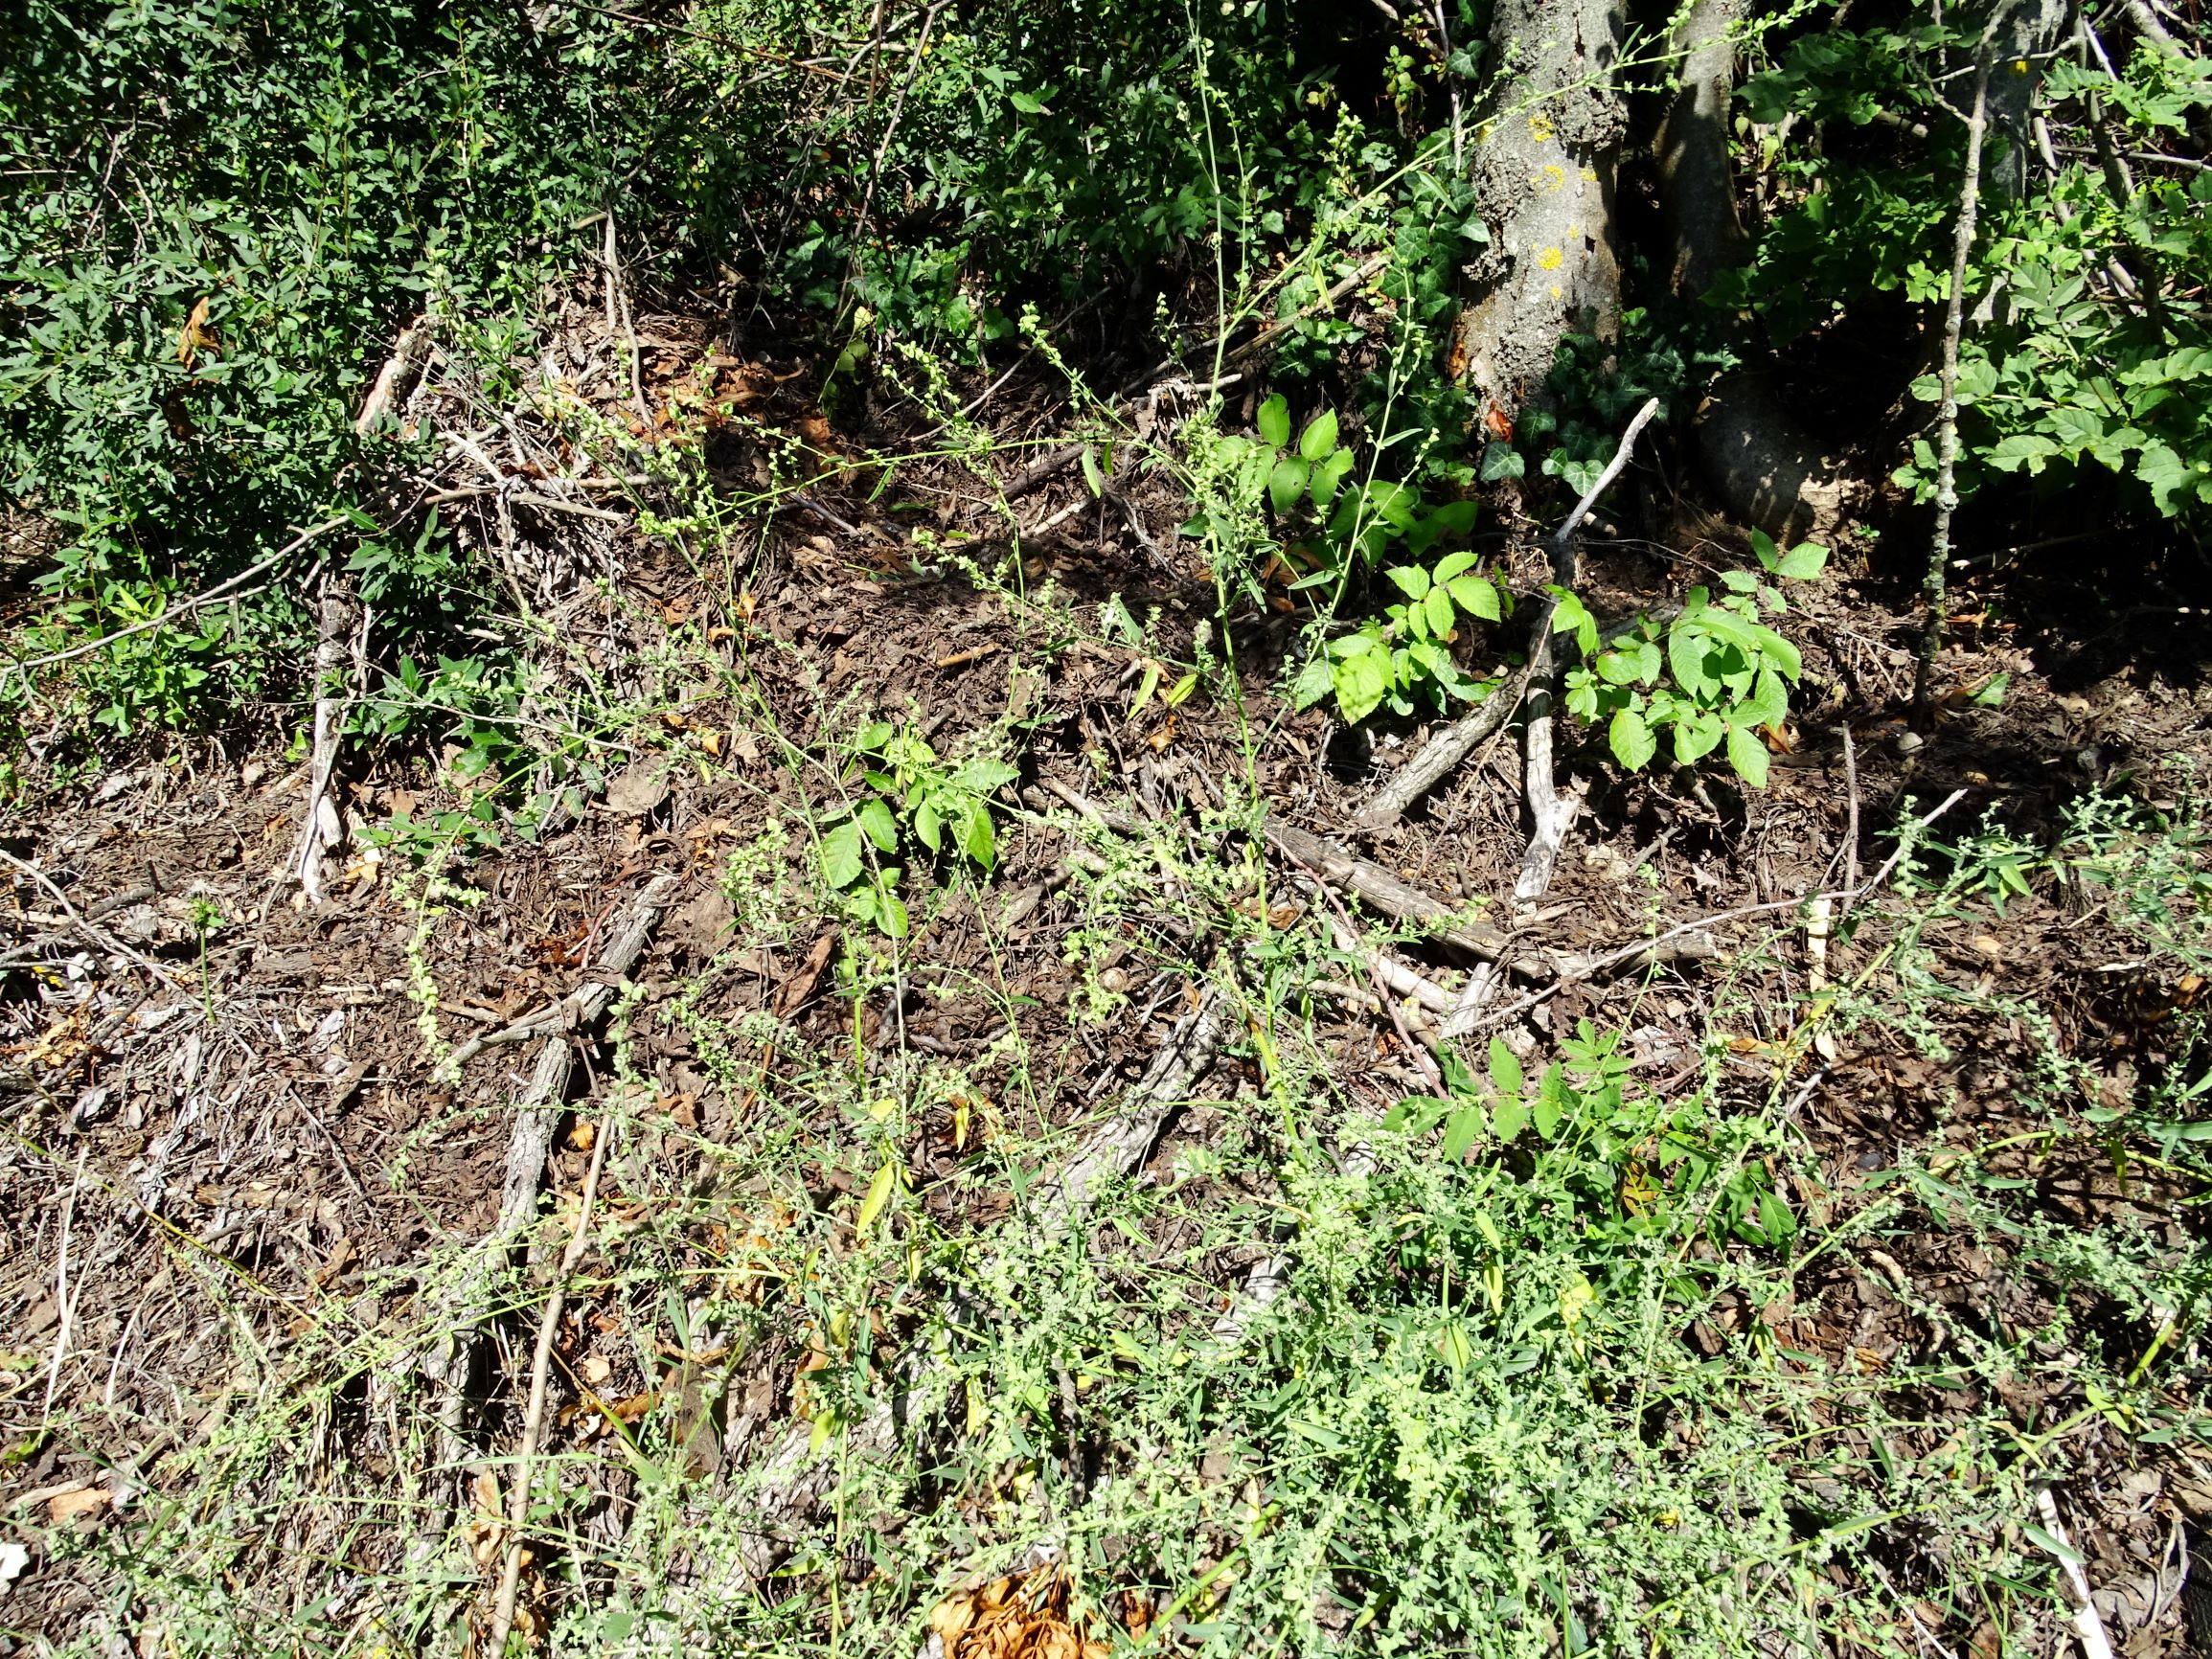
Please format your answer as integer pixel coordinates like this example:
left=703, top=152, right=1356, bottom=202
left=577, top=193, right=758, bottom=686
left=1528, top=112, right=1554, bottom=144
left=1582, top=167, right=1599, bottom=183
left=1536, top=245, right=1564, bottom=272
left=1539, top=163, right=1565, bottom=193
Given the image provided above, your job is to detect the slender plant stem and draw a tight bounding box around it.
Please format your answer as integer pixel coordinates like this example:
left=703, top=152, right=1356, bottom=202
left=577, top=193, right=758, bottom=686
left=1917, top=49, right=1993, bottom=713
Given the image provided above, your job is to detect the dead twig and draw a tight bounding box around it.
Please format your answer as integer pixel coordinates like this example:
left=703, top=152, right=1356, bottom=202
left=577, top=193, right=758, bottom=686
left=1292, top=855, right=1446, bottom=1094
left=1915, top=46, right=1992, bottom=711
left=1455, top=788, right=1970, bottom=1038
left=486, top=1110, right=614, bottom=1657
left=5, top=518, right=350, bottom=680
left=1360, top=397, right=1657, bottom=828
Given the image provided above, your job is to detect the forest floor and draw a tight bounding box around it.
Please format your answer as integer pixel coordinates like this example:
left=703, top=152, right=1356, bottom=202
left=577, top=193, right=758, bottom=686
left=2, top=294, right=2209, bottom=1659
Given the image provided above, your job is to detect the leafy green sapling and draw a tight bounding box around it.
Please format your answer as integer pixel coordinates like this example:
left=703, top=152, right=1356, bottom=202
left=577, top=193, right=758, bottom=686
left=1562, top=531, right=1827, bottom=787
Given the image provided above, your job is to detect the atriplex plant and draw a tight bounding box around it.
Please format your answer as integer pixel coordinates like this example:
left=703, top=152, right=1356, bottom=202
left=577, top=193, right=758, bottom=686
left=1562, top=530, right=1829, bottom=788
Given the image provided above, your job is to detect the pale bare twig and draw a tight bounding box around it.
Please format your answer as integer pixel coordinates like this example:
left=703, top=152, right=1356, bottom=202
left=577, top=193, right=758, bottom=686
left=487, top=1112, right=614, bottom=1655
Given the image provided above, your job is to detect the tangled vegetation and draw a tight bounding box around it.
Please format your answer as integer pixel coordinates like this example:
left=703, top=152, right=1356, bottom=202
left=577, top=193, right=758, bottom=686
left=1, top=1, right=2208, bottom=1656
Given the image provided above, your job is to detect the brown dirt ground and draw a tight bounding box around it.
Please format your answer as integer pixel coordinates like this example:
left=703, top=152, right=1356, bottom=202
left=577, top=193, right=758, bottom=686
left=2, top=300, right=2209, bottom=1653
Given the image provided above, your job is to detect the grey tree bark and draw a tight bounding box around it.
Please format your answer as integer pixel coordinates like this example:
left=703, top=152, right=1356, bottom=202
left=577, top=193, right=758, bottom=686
left=1454, top=0, right=1628, bottom=429
left=1654, top=0, right=1858, bottom=540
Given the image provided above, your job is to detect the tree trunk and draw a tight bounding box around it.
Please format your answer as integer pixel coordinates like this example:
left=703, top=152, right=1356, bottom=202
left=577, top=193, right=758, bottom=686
left=1655, top=0, right=1857, bottom=541
left=1453, top=0, right=1628, bottom=430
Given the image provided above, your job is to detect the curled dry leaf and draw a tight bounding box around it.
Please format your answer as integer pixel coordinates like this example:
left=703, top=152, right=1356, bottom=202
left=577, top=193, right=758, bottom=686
left=926, top=1567, right=1116, bottom=1659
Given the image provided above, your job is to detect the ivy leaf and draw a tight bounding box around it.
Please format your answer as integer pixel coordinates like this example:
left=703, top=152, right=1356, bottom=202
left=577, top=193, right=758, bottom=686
left=1609, top=707, right=1657, bottom=771
left=1725, top=722, right=1771, bottom=788
left=1257, top=393, right=1290, bottom=449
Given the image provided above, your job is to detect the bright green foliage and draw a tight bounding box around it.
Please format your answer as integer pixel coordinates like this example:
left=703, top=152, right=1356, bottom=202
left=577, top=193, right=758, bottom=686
left=1564, top=532, right=1826, bottom=788
left=0, top=0, right=678, bottom=723
left=1294, top=545, right=1501, bottom=723
left=819, top=719, right=1017, bottom=937
left=1731, top=21, right=2212, bottom=526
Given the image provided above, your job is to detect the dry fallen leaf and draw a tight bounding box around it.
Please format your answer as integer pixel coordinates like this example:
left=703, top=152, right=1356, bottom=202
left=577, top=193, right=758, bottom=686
left=604, top=760, right=671, bottom=817
left=47, top=1486, right=112, bottom=1525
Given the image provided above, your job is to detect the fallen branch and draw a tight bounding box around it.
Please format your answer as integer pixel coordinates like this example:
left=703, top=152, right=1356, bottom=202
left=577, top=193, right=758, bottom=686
left=5, top=517, right=351, bottom=681
left=288, top=573, right=365, bottom=902
left=354, top=319, right=435, bottom=435
left=2035, top=1487, right=2118, bottom=1659
left=1355, top=666, right=1530, bottom=830
left=486, top=1108, right=614, bottom=1658
left=1435, top=400, right=1659, bottom=1040
left=439, top=873, right=682, bottom=1084
left=422, top=873, right=680, bottom=1468
left=1292, top=860, right=1445, bottom=1094
left=1454, top=788, right=1969, bottom=1039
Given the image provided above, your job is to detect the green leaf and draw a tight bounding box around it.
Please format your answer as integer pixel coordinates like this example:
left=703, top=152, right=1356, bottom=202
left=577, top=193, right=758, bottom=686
left=1309, top=447, right=1356, bottom=512
left=1268, top=456, right=1311, bottom=514
left=1432, top=550, right=1480, bottom=583
left=1532, top=1064, right=1564, bottom=1138
left=1424, top=586, right=1455, bottom=637
left=1291, top=654, right=1334, bottom=709
left=857, top=1157, right=899, bottom=1229
left=1385, top=565, right=1429, bottom=600
left=1725, top=723, right=1771, bottom=788
left=1367, top=480, right=1420, bottom=530
left=1487, top=1034, right=1523, bottom=1099
left=913, top=799, right=943, bottom=852
left=1257, top=394, right=1290, bottom=449
left=963, top=805, right=996, bottom=868
left=1334, top=650, right=1390, bottom=723
left=821, top=821, right=864, bottom=888
left=1742, top=664, right=1789, bottom=730
left=1595, top=650, right=1644, bottom=687
left=1080, top=445, right=1105, bottom=499
left=1751, top=625, right=1802, bottom=683
left=1610, top=707, right=1658, bottom=771
left=1442, top=1104, right=1484, bottom=1162
left=1773, top=541, right=1828, bottom=580
left=857, top=797, right=898, bottom=852
left=1446, top=575, right=1500, bottom=621
left=1755, top=1190, right=1796, bottom=1243
left=1493, top=1097, right=1528, bottom=1141
left=1749, top=529, right=1779, bottom=572
left=1298, top=408, right=1339, bottom=464
left=1480, top=441, right=1524, bottom=482
left=1674, top=709, right=1723, bottom=763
